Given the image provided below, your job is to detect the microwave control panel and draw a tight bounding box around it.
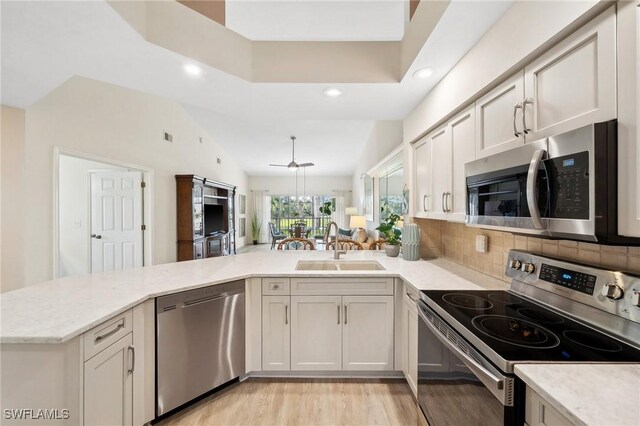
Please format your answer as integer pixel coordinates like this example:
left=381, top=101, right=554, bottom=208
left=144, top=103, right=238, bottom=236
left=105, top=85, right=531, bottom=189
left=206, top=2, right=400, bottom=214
left=547, top=151, right=589, bottom=219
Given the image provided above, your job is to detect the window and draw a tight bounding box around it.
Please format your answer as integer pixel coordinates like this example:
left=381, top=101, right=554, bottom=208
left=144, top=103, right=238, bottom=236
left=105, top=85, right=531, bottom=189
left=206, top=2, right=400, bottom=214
left=270, top=195, right=334, bottom=237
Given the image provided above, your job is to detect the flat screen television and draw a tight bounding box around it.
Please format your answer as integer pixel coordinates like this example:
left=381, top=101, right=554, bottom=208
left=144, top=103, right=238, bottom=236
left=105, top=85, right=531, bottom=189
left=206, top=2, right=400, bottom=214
left=204, top=204, right=224, bottom=235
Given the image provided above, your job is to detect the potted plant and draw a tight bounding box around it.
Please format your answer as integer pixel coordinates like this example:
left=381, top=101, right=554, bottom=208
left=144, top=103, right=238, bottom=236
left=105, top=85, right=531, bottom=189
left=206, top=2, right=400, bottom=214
left=250, top=212, right=262, bottom=245
left=375, top=213, right=402, bottom=257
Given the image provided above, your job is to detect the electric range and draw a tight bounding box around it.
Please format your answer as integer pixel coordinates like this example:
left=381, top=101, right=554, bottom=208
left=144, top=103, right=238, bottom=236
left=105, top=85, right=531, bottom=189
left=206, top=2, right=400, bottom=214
left=416, top=249, right=640, bottom=426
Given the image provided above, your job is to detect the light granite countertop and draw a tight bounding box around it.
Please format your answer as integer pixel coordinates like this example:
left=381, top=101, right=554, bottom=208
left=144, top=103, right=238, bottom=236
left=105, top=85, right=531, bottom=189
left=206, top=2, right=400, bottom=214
left=0, top=250, right=507, bottom=344
left=515, top=363, right=640, bottom=426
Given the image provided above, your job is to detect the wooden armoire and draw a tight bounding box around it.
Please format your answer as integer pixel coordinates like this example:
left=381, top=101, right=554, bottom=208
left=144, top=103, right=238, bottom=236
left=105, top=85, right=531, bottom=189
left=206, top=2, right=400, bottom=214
left=176, top=175, right=236, bottom=261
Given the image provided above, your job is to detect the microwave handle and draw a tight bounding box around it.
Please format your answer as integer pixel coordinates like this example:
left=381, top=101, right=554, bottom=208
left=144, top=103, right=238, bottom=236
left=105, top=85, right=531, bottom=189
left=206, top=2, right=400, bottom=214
left=526, top=149, right=546, bottom=229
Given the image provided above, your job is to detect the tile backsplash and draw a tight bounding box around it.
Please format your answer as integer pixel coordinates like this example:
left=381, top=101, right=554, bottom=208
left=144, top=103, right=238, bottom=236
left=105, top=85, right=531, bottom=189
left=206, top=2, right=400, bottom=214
left=414, top=218, right=640, bottom=283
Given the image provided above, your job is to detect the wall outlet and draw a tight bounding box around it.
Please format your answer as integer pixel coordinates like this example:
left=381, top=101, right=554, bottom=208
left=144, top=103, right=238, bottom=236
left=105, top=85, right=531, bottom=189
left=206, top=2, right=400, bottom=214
left=476, top=235, right=488, bottom=253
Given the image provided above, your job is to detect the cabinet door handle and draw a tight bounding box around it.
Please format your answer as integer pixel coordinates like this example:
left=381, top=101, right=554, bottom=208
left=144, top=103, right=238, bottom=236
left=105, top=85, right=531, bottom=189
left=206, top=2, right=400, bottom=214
left=344, top=305, right=348, bottom=325
left=422, top=195, right=428, bottom=212
left=522, top=98, right=533, bottom=134
left=91, top=234, right=102, bottom=239
left=406, top=292, right=418, bottom=302
left=94, top=322, right=124, bottom=343
left=127, top=346, right=135, bottom=375
left=337, top=305, right=341, bottom=324
left=442, top=192, right=447, bottom=213
left=285, top=305, right=288, bottom=325
left=513, top=103, right=523, bottom=137
left=448, top=192, right=452, bottom=213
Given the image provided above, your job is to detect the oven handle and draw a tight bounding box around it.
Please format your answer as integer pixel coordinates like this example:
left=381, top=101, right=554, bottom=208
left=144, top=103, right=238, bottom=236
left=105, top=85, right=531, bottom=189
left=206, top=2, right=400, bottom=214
left=526, top=149, right=546, bottom=229
left=417, top=302, right=512, bottom=405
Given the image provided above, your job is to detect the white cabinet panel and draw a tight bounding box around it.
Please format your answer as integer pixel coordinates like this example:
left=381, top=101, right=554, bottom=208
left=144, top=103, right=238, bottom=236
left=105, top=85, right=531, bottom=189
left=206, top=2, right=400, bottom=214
left=290, top=296, right=342, bottom=371
left=617, top=0, right=640, bottom=238
left=430, top=126, right=452, bottom=220
left=523, top=6, right=616, bottom=141
left=450, top=106, right=476, bottom=221
left=262, top=296, right=290, bottom=371
left=342, top=296, right=394, bottom=371
left=402, top=292, right=418, bottom=397
left=475, top=72, right=525, bottom=158
left=413, top=136, right=432, bottom=217
left=525, top=386, right=574, bottom=426
left=84, top=333, right=133, bottom=426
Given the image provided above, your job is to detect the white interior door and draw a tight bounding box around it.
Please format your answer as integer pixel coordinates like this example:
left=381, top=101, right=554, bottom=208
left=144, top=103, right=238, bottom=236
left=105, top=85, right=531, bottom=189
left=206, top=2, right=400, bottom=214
left=91, top=171, right=143, bottom=273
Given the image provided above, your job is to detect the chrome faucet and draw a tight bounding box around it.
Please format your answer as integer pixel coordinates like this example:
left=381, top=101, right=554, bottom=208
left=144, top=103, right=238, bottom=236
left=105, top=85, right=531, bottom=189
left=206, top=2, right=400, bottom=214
left=326, top=221, right=346, bottom=260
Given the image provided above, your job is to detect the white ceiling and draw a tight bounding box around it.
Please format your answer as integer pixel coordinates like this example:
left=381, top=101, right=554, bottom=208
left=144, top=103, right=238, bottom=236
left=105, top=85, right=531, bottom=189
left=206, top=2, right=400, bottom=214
left=225, top=0, right=407, bottom=41
left=1, top=0, right=513, bottom=176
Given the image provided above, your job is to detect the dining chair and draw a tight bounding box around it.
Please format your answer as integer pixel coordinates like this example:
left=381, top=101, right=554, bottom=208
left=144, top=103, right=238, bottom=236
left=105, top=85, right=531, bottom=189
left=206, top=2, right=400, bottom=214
left=268, top=222, right=287, bottom=250
left=277, top=238, right=315, bottom=250
left=326, top=239, right=363, bottom=251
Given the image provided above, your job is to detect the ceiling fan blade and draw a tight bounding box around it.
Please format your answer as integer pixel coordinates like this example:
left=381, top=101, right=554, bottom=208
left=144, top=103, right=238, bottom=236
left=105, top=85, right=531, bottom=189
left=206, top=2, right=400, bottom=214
left=269, top=164, right=289, bottom=167
left=298, top=163, right=315, bottom=167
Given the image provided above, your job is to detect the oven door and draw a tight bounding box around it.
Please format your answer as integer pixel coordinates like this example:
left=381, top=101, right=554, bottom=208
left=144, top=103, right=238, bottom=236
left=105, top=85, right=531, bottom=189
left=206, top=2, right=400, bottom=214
left=417, top=301, right=523, bottom=426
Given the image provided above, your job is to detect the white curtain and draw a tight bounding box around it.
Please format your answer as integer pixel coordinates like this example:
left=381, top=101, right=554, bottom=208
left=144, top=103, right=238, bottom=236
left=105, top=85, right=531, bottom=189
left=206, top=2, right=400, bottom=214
left=332, top=190, right=352, bottom=229
left=251, top=190, right=271, bottom=243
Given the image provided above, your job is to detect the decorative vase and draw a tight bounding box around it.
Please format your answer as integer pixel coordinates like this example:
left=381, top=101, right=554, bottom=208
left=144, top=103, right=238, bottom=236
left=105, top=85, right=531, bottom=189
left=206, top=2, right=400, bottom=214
left=385, top=244, right=400, bottom=257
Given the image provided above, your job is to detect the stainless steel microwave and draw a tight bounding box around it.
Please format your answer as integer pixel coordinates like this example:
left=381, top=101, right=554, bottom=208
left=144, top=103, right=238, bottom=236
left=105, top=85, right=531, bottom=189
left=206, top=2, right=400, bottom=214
left=465, top=120, right=636, bottom=244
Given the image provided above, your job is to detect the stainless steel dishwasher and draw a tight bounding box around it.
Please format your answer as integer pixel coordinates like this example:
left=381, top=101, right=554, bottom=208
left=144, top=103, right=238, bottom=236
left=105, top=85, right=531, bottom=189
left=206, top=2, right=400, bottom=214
left=156, top=280, right=245, bottom=417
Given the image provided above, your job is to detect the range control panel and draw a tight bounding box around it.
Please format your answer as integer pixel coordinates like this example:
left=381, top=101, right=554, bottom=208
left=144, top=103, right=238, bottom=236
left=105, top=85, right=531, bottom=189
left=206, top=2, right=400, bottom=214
left=505, top=250, right=640, bottom=325
left=539, top=263, right=597, bottom=295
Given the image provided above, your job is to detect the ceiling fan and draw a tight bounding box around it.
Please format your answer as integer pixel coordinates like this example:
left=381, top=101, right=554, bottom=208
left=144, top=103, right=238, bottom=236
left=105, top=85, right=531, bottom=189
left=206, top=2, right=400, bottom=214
left=269, top=136, right=314, bottom=171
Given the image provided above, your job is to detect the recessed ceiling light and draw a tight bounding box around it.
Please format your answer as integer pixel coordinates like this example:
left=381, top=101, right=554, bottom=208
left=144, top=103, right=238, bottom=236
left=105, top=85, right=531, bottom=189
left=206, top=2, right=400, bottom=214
left=183, top=63, right=203, bottom=77
left=323, top=88, right=343, bottom=97
left=412, top=67, right=434, bottom=80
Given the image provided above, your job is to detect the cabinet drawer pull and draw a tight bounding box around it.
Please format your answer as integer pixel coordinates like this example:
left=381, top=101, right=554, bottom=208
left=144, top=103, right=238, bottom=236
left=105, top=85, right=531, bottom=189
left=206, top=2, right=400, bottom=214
left=94, top=322, right=124, bottom=343
left=273, top=284, right=279, bottom=290
left=337, top=305, right=340, bottom=324
left=285, top=305, right=288, bottom=325
left=344, top=305, right=348, bottom=325
left=406, top=292, right=418, bottom=302
left=127, top=346, right=135, bottom=375
left=513, top=103, right=523, bottom=137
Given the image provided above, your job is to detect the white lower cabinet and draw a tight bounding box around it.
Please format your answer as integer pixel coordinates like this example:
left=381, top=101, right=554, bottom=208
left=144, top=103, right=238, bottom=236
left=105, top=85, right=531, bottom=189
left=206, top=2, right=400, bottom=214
left=342, top=296, right=394, bottom=371
left=84, top=333, right=134, bottom=426
left=291, top=296, right=342, bottom=370
left=525, top=386, right=573, bottom=426
left=401, top=289, right=419, bottom=397
left=261, top=296, right=291, bottom=371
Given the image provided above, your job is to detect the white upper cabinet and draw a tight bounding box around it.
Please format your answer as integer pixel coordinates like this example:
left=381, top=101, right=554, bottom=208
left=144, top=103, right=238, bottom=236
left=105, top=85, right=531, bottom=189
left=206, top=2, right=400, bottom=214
left=413, top=136, right=432, bottom=217
left=429, top=126, right=452, bottom=220
left=475, top=72, right=525, bottom=159
left=449, top=106, right=476, bottom=221
left=342, top=296, right=394, bottom=371
left=617, top=1, right=640, bottom=238
left=523, top=6, right=616, bottom=142
left=262, top=296, right=290, bottom=371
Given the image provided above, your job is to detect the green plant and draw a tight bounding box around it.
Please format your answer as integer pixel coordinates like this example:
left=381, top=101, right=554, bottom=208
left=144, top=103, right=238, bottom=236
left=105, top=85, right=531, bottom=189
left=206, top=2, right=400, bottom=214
left=318, top=198, right=336, bottom=216
left=250, top=212, right=262, bottom=241
left=375, top=213, right=402, bottom=246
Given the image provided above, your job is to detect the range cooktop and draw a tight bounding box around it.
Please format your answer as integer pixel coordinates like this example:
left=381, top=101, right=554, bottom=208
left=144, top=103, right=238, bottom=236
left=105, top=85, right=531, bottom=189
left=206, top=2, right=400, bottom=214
left=421, top=289, right=640, bottom=364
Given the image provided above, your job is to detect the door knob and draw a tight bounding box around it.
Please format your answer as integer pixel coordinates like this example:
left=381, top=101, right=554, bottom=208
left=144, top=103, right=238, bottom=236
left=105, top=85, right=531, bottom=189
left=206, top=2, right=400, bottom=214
left=91, top=234, right=102, bottom=239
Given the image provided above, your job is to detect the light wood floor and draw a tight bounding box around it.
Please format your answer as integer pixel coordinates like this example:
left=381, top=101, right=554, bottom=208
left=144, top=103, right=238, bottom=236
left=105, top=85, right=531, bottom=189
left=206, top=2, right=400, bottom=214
left=156, top=378, right=419, bottom=426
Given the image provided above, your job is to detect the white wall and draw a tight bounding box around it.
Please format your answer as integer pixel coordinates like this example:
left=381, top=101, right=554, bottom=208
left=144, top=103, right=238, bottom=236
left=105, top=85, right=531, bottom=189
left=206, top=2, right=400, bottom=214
left=9, top=77, right=249, bottom=288
left=248, top=175, right=352, bottom=195
left=404, top=0, right=604, bottom=143
left=351, top=121, right=403, bottom=232
left=58, top=156, right=128, bottom=278
left=1, top=106, right=26, bottom=293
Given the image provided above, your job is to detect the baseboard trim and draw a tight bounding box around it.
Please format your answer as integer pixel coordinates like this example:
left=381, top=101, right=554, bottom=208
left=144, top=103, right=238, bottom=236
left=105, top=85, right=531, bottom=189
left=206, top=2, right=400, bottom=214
left=247, top=370, right=405, bottom=379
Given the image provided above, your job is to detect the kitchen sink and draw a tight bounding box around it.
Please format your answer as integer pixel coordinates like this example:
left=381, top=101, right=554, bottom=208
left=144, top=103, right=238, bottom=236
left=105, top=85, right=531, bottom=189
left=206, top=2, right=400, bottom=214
left=295, top=260, right=385, bottom=271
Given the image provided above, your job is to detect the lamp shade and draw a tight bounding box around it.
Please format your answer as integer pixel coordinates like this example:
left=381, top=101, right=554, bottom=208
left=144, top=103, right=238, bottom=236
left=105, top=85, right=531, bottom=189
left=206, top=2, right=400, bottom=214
left=350, top=215, right=366, bottom=228
left=345, top=207, right=358, bottom=215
